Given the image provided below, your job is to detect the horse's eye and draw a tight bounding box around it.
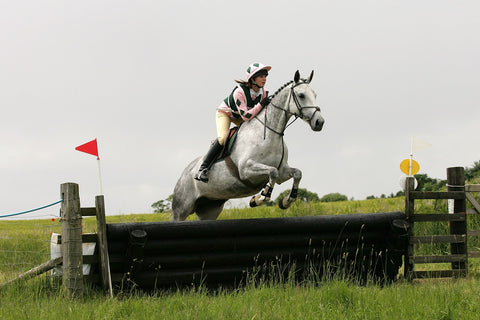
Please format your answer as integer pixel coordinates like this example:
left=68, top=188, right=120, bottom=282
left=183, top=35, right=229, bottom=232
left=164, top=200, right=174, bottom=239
left=298, top=93, right=305, bottom=99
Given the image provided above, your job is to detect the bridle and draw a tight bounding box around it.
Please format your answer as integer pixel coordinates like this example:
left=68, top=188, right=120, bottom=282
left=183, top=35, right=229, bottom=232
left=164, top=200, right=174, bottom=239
left=288, top=81, right=322, bottom=122
left=256, top=80, right=321, bottom=138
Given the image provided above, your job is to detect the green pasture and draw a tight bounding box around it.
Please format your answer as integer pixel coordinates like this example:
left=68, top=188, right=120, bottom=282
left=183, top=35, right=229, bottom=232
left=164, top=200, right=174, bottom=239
left=1, top=197, right=480, bottom=319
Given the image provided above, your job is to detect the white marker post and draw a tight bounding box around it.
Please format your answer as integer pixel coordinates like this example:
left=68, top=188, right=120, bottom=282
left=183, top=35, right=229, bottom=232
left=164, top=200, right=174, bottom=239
left=97, top=156, right=103, bottom=195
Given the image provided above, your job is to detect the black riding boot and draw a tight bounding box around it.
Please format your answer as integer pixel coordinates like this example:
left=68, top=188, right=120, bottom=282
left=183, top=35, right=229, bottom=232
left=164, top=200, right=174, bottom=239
left=194, top=139, right=223, bottom=183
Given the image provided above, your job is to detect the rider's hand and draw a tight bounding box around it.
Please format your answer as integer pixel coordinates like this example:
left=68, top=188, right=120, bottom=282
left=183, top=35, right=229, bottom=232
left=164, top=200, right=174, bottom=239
left=260, top=96, right=270, bottom=107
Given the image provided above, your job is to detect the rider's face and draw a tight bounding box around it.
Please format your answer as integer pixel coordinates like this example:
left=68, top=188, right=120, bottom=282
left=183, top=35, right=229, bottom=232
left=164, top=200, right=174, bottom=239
left=252, top=74, right=267, bottom=88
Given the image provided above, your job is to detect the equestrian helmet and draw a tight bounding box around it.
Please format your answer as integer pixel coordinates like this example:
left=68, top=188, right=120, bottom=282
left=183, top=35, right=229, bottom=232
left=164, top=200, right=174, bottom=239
left=246, top=62, right=271, bottom=82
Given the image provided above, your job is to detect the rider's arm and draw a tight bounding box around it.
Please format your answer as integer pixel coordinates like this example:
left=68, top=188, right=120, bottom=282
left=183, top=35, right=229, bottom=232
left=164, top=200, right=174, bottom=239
left=232, top=88, right=266, bottom=121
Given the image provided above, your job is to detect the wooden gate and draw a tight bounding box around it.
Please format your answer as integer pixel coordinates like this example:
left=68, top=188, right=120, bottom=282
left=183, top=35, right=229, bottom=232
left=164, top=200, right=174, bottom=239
left=404, top=167, right=480, bottom=279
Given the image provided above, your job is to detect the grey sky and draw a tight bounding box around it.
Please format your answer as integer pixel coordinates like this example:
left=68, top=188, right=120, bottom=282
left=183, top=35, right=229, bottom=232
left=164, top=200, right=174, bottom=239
left=1, top=1, right=479, bottom=218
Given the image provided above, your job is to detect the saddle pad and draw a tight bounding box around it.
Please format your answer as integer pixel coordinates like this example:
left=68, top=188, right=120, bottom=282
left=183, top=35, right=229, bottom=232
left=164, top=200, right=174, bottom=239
left=216, top=126, right=239, bottom=161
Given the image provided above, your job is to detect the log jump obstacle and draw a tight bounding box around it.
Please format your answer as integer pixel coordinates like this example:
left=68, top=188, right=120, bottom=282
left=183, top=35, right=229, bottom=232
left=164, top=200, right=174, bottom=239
left=47, top=166, right=480, bottom=296
left=106, top=212, right=408, bottom=290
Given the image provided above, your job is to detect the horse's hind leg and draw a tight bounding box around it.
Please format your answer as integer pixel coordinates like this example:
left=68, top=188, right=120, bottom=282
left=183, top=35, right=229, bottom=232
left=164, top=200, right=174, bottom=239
left=195, top=198, right=227, bottom=220
left=172, top=159, right=200, bottom=221
left=172, top=194, right=196, bottom=221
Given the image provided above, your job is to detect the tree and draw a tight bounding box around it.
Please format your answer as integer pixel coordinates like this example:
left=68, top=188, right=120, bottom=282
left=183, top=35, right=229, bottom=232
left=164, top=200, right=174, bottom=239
left=152, top=194, right=173, bottom=213
left=274, top=188, right=320, bottom=205
left=320, top=192, right=348, bottom=202
left=414, top=174, right=446, bottom=191
left=465, top=161, right=480, bottom=180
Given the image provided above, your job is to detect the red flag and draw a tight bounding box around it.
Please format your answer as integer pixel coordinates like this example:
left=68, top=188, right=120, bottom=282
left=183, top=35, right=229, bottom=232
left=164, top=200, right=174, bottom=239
left=75, top=139, right=99, bottom=159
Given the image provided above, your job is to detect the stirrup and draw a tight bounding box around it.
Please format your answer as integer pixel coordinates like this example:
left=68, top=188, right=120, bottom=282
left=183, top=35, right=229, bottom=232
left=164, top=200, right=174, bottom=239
left=194, top=169, right=209, bottom=183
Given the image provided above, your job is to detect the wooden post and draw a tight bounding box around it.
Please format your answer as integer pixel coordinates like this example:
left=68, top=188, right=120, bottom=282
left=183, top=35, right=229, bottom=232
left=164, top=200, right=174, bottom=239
left=447, top=167, right=467, bottom=274
left=95, top=195, right=113, bottom=297
left=404, top=176, right=415, bottom=280
left=60, top=183, right=84, bottom=298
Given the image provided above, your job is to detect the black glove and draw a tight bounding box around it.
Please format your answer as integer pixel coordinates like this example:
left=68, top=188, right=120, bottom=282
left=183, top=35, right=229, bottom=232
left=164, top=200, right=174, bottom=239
left=260, top=96, right=270, bottom=107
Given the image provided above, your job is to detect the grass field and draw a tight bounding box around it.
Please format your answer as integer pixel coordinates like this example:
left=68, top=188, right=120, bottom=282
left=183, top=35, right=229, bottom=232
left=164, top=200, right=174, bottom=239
left=1, top=197, right=480, bottom=319
left=1, top=277, right=480, bottom=320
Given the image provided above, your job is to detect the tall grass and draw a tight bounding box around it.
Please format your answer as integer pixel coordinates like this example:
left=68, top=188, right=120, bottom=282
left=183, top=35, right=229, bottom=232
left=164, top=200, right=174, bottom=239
left=1, top=276, right=480, bottom=319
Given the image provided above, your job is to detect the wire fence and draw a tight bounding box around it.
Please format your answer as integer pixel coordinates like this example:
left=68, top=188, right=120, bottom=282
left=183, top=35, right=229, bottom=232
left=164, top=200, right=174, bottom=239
left=0, top=201, right=63, bottom=283
left=0, top=200, right=63, bottom=219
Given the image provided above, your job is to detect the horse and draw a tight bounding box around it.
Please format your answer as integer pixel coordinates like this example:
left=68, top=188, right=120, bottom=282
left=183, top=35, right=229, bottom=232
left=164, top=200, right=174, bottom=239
left=172, top=70, right=325, bottom=221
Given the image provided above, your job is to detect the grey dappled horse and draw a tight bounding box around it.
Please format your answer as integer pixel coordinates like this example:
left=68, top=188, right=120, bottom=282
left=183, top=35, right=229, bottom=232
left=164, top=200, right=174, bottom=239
left=172, top=71, right=325, bottom=221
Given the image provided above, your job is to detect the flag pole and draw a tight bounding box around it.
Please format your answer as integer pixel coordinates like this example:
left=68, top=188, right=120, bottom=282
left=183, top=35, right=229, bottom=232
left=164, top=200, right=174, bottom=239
left=97, top=156, right=103, bottom=195
left=75, top=138, right=103, bottom=195
left=409, top=137, right=414, bottom=177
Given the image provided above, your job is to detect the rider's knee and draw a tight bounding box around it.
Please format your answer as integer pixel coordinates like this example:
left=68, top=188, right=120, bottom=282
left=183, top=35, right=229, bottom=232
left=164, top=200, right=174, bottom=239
left=217, top=135, right=226, bottom=145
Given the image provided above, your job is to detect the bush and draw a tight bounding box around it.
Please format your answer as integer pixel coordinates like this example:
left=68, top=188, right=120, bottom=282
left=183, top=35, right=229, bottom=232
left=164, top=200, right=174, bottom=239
left=465, top=161, right=480, bottom=180
left=151, top=194, right=173, bottom=213
left=274, top=188, right=320, bottom=204
left=320, top=193, right=348, bottom=203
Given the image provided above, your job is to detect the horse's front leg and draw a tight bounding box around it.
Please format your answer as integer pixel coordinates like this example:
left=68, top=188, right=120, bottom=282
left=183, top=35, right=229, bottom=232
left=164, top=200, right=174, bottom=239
left=277, top=164, right=302, bottom=209
left=249, top=182, right=275, bottom=207
left=239, top=160, right=279, bottom=207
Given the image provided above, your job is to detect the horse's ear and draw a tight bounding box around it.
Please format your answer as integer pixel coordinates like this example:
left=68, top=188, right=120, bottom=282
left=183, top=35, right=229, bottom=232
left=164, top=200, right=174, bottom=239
left=294, top=70, right=300, bottom=83
left=307, top=70, right=314, bottom=83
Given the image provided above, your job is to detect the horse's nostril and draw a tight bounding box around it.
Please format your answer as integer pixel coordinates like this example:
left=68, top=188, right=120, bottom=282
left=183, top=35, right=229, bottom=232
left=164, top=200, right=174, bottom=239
left=315, top=119, right=324, bottom=130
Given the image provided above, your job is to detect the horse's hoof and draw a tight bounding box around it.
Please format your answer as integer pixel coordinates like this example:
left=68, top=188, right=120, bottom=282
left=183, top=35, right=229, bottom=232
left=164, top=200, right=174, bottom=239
left=249, top=196, right=258, bottom=207
left=279, top=197, right=292, bottom=210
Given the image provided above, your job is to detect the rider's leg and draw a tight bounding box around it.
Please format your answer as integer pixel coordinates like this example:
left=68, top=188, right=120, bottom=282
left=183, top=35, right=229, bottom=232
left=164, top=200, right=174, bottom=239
left=193, top=139, right=223, bottom=182
left=193, top=112, right=231, bottom=183
left=215, top=111, right=232, bottom=146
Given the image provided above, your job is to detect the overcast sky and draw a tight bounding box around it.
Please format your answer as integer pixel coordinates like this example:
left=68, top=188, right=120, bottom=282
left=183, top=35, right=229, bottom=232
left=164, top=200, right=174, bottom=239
left=1, top=1, right=479, bottom=219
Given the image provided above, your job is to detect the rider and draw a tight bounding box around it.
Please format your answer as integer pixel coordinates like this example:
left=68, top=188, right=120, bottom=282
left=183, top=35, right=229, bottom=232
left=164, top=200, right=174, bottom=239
left=194, top=62, right=272, bottom=182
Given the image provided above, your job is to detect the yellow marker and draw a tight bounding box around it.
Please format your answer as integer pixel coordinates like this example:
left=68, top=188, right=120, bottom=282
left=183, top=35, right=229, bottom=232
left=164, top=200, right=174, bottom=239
left=400, top=159, right=420, bottom=175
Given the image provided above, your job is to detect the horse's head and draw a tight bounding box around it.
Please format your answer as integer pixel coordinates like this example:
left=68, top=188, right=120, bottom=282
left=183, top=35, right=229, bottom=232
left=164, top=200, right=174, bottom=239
left=287, top=70, right=325, bottom=131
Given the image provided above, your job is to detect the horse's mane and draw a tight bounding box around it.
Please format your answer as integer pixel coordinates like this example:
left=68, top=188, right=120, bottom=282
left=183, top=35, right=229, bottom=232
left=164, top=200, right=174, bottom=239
left=270, top=80, right=294, bottom=98
left=270, top=77, right=309, bottom=99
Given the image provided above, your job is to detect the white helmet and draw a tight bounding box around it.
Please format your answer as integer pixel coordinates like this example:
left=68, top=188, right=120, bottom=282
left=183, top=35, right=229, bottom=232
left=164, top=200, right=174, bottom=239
left=246, top=62, right=272, bottom=82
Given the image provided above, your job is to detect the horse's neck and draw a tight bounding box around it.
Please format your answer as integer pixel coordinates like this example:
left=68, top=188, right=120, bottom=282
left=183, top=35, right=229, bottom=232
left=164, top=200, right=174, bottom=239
left=258, top=91, right=292, bottom=134
left=238, top=88, right=291, bottom=144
